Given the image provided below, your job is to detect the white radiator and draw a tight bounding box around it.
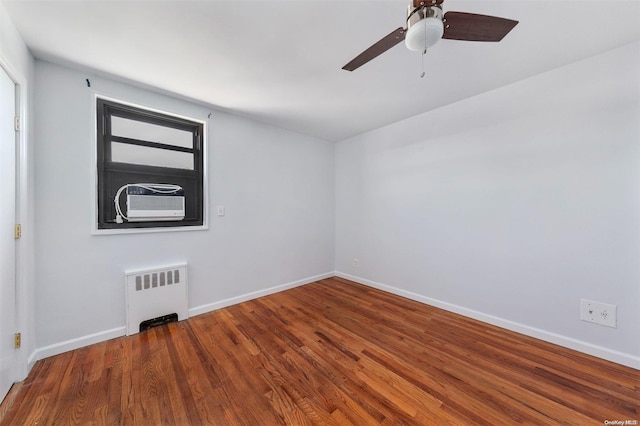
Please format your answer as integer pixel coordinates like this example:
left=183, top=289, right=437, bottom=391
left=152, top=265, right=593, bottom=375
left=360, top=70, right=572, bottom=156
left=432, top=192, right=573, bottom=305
left=125, top=263, right=188, bottom=335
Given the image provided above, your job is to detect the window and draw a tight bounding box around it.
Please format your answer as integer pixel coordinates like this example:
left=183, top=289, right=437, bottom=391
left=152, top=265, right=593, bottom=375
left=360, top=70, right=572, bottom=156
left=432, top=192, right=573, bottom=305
left=96, top=98, right=205, bottom=231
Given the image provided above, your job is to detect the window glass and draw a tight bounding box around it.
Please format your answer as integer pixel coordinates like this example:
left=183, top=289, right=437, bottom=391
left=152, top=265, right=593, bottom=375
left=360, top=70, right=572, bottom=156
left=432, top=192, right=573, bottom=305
left=111, top=142, right=194, bottom=170
left=111, top=116, right=192, bottom=148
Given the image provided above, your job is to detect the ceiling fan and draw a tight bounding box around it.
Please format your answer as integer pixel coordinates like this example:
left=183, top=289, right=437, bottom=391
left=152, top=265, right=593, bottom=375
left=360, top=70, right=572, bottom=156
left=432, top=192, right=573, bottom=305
left=342, top=0, right=518, bottom=71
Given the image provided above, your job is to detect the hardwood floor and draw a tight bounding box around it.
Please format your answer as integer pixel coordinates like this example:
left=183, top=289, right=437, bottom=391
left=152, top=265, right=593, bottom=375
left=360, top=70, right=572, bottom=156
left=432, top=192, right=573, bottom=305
left=1, top=277, right=638, bottom=425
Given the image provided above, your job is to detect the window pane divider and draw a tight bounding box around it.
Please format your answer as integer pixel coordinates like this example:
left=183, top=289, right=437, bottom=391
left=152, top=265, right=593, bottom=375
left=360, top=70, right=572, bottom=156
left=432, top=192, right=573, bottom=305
left=110, top=135, right=194, bottom=154
left=105, top=162, right=200, bottom=176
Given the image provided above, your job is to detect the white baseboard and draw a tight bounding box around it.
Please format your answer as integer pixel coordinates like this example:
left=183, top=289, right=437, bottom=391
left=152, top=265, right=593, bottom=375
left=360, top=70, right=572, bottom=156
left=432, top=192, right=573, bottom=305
left=189, top=272, right=335, bottom=317
left=27, top=350, right=38, bottom=372
left=31, top=271, right=335, bottom=363
left=335, top=271, right=640, bottom=370
left=33, top=326, right=127, bottom=361
left=32, top=271, right=637, bottom=370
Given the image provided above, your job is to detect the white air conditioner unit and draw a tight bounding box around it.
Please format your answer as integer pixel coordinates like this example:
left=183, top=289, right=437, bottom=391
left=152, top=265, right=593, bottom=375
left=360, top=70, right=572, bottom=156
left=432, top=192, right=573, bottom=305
left=116, top=184, right=185, bottom=222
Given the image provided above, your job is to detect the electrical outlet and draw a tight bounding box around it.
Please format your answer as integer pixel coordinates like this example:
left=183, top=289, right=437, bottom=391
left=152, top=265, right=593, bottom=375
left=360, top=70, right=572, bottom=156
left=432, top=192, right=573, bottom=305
left=353, top=258, right=359, bottom=268
left=580, top=299, right=617, bottom=328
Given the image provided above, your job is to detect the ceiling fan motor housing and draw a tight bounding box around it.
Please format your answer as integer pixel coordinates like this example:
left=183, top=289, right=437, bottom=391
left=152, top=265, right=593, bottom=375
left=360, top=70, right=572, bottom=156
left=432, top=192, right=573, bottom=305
left=405, top=5, right=444, bottom=52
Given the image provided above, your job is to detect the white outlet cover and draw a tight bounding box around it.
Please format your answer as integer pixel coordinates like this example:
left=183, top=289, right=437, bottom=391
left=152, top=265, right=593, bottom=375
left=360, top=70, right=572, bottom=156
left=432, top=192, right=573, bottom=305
left=217, top=206, right=225, bottom=217
left=580, top=298, right=617, bottom=328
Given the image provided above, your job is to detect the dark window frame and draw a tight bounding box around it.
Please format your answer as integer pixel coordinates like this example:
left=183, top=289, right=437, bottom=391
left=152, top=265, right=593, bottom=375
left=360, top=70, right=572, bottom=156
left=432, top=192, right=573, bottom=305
left=96, top=98, right=205, bottom=231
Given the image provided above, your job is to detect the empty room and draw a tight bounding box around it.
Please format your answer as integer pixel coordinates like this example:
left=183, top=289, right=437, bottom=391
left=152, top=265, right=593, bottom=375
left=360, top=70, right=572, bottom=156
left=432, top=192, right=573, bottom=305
left=0, top=0, right=639, bottom=424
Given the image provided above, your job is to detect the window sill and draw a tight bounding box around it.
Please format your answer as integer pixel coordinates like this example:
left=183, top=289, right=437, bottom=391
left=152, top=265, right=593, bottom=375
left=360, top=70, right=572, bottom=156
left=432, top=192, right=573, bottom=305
left=91, top=223, right=208, bottom=236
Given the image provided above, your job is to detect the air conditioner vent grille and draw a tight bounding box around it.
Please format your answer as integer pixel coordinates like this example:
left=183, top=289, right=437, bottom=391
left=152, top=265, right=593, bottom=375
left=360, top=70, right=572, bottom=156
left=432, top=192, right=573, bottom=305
left=128, top=194, right=184, bottom=211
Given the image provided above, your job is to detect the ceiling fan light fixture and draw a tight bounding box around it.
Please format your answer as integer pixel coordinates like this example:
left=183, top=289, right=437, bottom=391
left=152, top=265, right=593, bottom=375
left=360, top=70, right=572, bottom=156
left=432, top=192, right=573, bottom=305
left=405, top=5, right=444, bottom=52
left=405, top=15, right=444, bottom=52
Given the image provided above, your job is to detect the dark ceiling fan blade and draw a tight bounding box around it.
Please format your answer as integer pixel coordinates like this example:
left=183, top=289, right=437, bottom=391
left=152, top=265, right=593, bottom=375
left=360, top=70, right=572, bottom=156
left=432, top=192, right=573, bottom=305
left=443, top=12, right=518, bottom=42
left=342, top=27, right=406, bottom=71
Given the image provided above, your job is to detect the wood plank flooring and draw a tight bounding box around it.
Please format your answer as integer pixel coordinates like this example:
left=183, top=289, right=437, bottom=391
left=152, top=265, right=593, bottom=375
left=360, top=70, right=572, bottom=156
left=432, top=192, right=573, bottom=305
left=1, top=277, right=639, bottom=425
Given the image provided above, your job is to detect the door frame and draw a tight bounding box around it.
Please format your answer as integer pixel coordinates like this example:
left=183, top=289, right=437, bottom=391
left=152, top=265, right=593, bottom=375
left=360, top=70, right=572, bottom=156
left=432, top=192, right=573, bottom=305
left=0, top=55, right=31, bottom=384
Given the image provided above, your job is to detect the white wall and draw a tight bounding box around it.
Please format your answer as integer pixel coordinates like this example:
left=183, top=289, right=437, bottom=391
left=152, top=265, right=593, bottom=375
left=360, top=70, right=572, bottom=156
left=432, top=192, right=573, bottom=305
left=0, top=1, right=35, bottom=378
left=20, top=28, right=640, bottom=370
left=33, top=60, right=334, bottom=356
left=0, top=3, right=30, bottom=76
left=335, top=41, right=640, bottom=368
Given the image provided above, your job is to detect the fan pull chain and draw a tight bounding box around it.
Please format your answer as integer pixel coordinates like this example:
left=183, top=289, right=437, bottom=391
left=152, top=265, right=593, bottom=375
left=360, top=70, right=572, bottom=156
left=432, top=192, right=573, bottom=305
left=420, top=19, right=427, bottom=78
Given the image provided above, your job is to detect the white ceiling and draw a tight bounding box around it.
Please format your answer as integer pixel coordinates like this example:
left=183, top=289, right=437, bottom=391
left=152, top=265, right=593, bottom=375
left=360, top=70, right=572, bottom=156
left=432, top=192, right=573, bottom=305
left=3, top=0, right=640, bottom=141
